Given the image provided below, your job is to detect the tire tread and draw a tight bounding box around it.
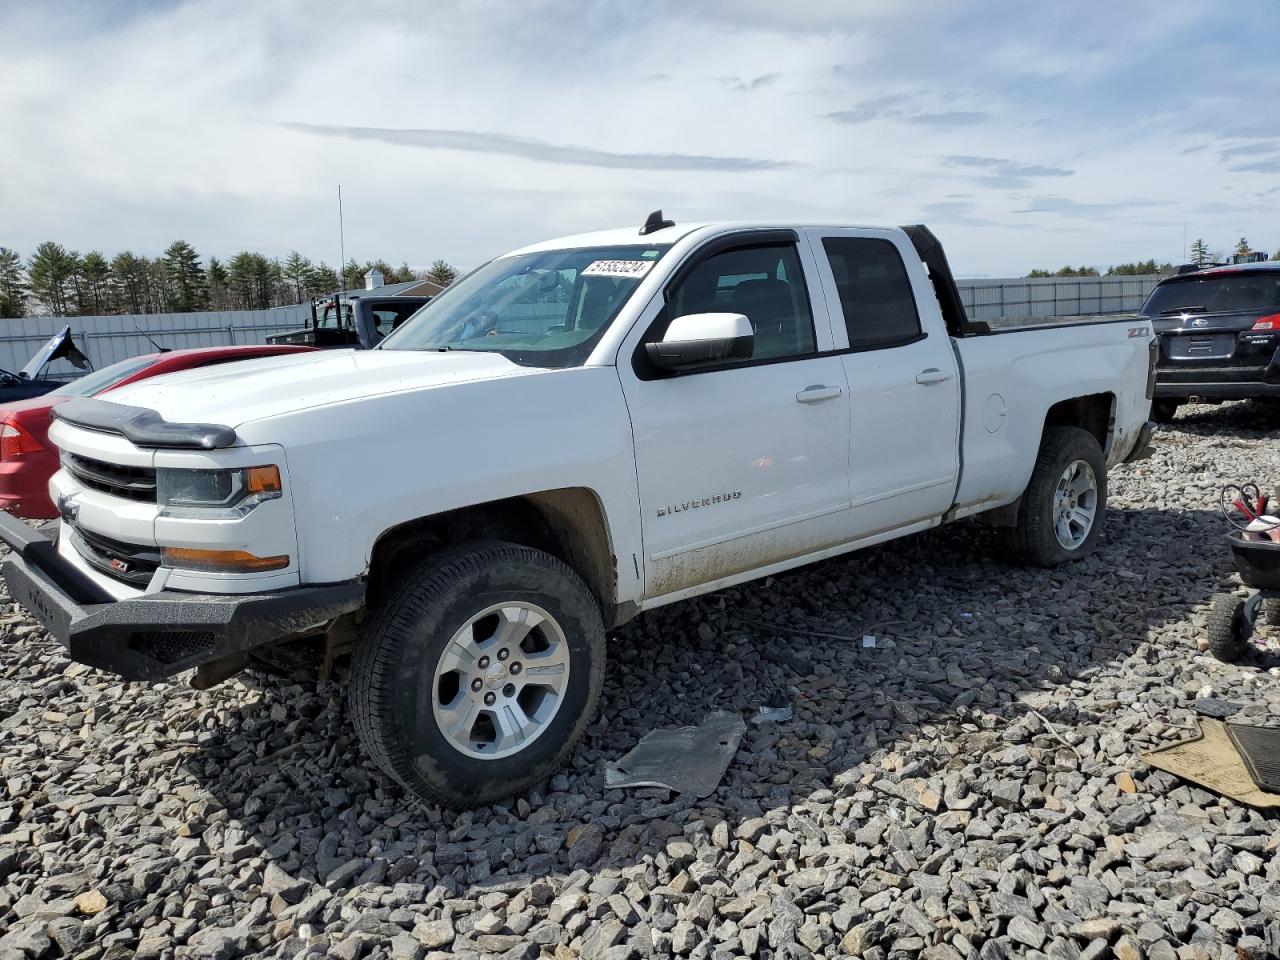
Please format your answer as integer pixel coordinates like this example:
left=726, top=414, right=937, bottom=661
left=1004, top=425, right=1107, bottom=567
left=349, top=541, right=605, bottom=806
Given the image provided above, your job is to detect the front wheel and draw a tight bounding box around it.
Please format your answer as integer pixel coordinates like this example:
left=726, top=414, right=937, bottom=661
left=350, top=541, right=606, bottom=806
left=1004, top=426, right=1107, bottom=567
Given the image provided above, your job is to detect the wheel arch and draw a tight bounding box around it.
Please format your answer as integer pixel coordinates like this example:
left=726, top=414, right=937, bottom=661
left=365, top=487, right=620, bottom=622
left=1043, top=392, right=1115, bottom=456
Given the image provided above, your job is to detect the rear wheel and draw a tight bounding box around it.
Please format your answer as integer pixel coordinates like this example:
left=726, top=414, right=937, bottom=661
left=1205, top=594, right=1250, bottom=663
left=1151, top=399, right=1180, bottom=424
left=1004, top=426, right=1107, bottom=567
left=350, top=541, right=605, bottom=806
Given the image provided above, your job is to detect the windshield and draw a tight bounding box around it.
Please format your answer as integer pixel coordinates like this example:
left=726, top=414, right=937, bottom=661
left=1143, top=271, right=1280, bottom=316
left=50, top=354, right=157, bottom=397
left=381, top=244, right=671, bottom=367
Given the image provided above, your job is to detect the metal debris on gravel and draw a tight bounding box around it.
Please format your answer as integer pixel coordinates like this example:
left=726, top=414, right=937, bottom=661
left=604, top=710, right=747, bottom=798
left=0, top=401, right=1278, bottom=960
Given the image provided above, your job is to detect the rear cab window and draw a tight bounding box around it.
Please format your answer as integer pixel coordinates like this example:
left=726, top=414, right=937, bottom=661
left=821, top=237, right=924, bottom=350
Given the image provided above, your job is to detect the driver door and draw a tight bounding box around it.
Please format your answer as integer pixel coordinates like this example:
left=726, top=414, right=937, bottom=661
left=618, top=232, right=852, bottom=599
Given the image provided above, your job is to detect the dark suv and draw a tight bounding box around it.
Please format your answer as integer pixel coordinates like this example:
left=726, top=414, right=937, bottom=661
left=1140, top=263, right=1280, bottom=421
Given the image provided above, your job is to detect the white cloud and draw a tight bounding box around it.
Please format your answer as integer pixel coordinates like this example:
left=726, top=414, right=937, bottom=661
left=1, top=0, right=1276, bottom=276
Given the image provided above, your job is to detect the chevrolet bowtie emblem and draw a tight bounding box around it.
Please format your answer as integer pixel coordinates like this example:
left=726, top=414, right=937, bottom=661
left=56, top=495, right=79, bottom=525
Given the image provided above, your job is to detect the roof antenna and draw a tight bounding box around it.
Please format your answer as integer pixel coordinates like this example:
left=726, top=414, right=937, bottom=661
left=639, top=209, right=675, bottom=236
left=135, top=325, right=171, bottom=353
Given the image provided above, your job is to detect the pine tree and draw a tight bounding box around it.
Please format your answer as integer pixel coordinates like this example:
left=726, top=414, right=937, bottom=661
left=307, top=262, right=339, bottom=297
left=0, top=247, right=26, bottom=318
left=207, top=256, right=229, bottom=310
left=1235, top=237, right=1251, bottom=256
left=282, top=250, right=312, bottom=303
left=162, top=241, right=208, bottom=312
left=26, top=241, right=79, bottom=315
left=426, top=259, right=458, bottom=286
left=78, top=251, right=112, bottom=315
left=227, top=252, right=278, bottom=309
left=1190, top=238, right=1210, bottom=266
left=110, top=252, right=149, bottom=314
left=342, top=258, right=363, bottom=290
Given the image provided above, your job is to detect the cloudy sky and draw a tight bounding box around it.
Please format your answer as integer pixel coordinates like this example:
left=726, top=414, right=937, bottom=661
left=3, top=0, right=1278, bottom=277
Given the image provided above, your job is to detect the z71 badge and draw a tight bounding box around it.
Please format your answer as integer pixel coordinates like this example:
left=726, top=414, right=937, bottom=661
left=656, top=491, right=741, bottom=517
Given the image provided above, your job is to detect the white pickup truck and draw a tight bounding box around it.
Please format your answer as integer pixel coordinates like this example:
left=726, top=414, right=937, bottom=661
left=0, top=216, right=1155, bottom=806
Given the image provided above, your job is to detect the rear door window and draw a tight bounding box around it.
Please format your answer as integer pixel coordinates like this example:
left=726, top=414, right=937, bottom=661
left=821, top=238, right=923, bottom=350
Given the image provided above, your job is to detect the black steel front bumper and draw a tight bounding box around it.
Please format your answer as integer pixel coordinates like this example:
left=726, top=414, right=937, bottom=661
left=0, top=511, right=363, bottom=681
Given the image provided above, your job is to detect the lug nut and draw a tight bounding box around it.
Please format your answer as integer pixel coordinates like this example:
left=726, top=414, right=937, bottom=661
left=470, top=678, right=483, bottom=692
left=483, top=692, right=496, bottom=706
left=509, top=662, right=522, bottom=675
left=477, top=655, right=490, bottom=669
left=503, top=683, right=516, bottom=698
left=497, top=648, right=509, bottom=661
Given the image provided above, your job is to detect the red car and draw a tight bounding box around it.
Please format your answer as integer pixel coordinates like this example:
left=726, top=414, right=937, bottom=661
left=0, top=344, right=315, bottom=519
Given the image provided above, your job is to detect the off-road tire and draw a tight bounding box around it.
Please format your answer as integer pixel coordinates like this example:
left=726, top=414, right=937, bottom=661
left=1151, top=399, right=1180, bottom=424
left=1004, top=426, right=1107, bottom=567
left=349, top=541, right=606, bottom=807
left=1205, top=594, right=1250, bottom=663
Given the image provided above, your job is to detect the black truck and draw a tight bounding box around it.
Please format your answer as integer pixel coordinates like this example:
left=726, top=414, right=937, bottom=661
left=268, top=285, right=436, bottom=350
left=1141, top=262, right=1280, bottom=421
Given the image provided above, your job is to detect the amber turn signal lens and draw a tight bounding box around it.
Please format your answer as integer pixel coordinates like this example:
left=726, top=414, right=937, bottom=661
left=245, top=465, right=282, bottom=495
left=162, top=547, right=289, bottom=573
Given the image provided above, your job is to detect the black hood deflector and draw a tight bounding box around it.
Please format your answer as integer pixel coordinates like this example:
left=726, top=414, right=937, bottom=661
left=51, top=398, right=238, bottom=450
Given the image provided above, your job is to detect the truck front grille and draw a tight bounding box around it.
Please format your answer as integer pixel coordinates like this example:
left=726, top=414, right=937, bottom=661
left=63, top=453, right=157, bottom=502
left=70, top=525, right=161, bottom=587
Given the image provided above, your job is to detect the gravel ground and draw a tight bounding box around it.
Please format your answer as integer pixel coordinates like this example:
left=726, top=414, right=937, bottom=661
left=1, top=401, right=1279, bottom=960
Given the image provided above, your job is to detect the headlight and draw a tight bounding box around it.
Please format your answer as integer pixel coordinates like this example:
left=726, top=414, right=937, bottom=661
left=157, top=465, right=282, bottom=516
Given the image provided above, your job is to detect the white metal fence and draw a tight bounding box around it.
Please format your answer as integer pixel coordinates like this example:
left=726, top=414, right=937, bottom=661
left=0, top=274, right=1162, bottom=378
left=958, top=275, right=1160, bottom=323
left=0, top=306, right=310, bottom=380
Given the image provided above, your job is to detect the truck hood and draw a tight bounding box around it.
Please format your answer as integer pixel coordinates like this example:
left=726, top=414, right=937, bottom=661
left=105, top=348, right=538, bottom=427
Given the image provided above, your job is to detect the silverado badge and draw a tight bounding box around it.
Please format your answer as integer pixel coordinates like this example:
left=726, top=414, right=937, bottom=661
left=656, top=491, right=741, bottom=518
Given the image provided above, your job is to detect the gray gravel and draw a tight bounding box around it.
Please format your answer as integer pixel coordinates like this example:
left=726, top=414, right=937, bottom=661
left=2, top=400, right=1279, bottom=960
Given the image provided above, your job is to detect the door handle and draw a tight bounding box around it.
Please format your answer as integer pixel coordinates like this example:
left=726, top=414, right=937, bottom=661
left=915, top=368, right=952, bottom=385
left=796, top=385, right=843, bottom=404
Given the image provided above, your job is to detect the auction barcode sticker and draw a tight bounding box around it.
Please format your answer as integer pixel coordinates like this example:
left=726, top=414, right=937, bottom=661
left=581, top=259, right=655, bottom=279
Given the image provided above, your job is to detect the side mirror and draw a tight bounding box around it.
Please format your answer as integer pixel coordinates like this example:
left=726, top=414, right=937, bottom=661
left=645, top=313, right=754, bottom=370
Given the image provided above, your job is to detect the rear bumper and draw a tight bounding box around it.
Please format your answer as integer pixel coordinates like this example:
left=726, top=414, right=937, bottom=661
left=1154, top=381, right=1280, bottom=400
left=0, top=511, right=363, bottom=680
left=0, top=454, right=59, bottom=520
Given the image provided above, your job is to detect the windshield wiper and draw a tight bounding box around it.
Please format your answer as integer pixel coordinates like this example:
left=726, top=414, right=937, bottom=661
left=1160, top=306, right=1207, bottom=315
